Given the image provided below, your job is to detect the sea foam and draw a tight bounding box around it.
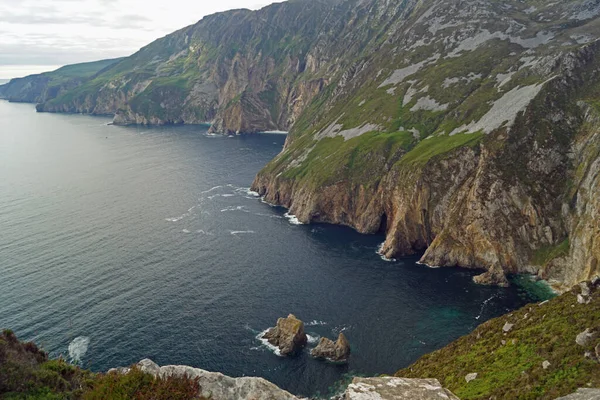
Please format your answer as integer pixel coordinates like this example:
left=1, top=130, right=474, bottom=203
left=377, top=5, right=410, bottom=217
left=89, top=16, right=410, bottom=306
left=68, top=336, right=90, bottom=365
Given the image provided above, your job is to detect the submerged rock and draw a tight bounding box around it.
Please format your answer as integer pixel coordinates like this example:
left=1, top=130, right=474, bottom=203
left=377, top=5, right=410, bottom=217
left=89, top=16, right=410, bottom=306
left=310, top=333, right=351, bottom=362
left=262, top=314, right=307, bottom=356
left=136, top=359, right=300, bottom=400
left=343, top=377, right=459, bottom=400
left=473, top=264, right=510, bottom=287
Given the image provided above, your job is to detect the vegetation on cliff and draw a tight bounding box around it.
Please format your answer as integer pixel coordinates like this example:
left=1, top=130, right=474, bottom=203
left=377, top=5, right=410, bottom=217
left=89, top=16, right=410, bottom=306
left=19, top=0, right=600, bottom=289
left=252, top=0, right=600, bottom=290
left=0, top=330, right=204, bottom=399
left=397, top=281, right=600, bottom=399
left=0, top=59, right=122, bottom=104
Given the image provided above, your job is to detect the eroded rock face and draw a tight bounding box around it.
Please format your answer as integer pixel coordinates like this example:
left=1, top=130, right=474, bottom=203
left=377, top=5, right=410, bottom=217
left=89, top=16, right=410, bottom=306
left=310, top=333, right=351, bottom=362
left=343, top=377, right=459, bottom=400
left=135, top=359, right=300, bottom=400
left=262, top=314, right=307, bottom=356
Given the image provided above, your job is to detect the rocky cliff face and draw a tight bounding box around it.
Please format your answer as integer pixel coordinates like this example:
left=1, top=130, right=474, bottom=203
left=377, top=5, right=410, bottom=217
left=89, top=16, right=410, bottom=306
left=36, top=0, right=425, bottom=133
left=253, top=0, right=600, bottom=290
left=29, top=0, right=600, bottom=289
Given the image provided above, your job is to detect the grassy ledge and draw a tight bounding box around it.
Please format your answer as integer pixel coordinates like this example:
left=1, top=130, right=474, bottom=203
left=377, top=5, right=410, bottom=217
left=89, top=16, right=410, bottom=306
left=397, top=281, right=600, bottom=399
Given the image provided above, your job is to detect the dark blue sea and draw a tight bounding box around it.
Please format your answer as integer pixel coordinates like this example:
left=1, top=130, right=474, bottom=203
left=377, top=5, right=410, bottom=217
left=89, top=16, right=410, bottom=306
left=0, top=100, right=551, bottom=397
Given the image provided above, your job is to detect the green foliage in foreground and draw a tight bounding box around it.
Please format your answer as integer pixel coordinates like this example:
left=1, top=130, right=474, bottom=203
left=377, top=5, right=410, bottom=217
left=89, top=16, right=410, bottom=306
left=0, top=330, right=205, bottom=400
left=397, top=282, right=600, bottom=399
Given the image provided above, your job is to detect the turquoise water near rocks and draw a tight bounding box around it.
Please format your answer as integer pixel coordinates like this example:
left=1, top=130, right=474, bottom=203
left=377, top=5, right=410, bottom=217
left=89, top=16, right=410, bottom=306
left=0, top=100, right=550, bottom=397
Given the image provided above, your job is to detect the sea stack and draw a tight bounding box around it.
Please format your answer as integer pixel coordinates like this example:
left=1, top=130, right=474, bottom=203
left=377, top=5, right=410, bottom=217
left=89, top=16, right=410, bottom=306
left=311, top=333, right=351, bottom=362
left=263, top=314, right=307, bottom=356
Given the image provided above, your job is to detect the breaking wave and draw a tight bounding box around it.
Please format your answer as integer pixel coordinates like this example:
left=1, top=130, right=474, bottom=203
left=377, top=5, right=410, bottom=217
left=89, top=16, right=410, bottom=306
left=68, top=336, right=90, bottom=365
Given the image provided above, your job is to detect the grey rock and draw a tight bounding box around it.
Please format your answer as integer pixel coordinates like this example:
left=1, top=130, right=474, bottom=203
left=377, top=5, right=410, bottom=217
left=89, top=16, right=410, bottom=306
left=311, top=333, right=351, bottom=362
left=580, top=282, right=591, bottom=297
left=543, top=360, right=551, bottom=369
left=344, top=377, right=459, bottom=400
left=576, top=328, right=597, bottom=346
left=473, top=264, right=510, bottom=287
left=465, top=372, right=478, bottom=383
left=137, top=359, right=300, bottom=400
left=554, top=388, right=600, bottom=399
left=503, top=322, right=515, bottom=333
left=578, top=294, right=587, bottom=304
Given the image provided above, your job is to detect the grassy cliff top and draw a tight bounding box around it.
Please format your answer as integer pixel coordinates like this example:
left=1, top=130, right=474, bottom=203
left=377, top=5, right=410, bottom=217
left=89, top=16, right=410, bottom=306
left=397, top=281, right=600, bottom=399
left=0, top=330, right=205, bottom=400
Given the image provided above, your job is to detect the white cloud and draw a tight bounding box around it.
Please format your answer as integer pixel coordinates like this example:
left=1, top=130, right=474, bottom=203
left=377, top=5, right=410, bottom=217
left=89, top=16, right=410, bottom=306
left=0, top=0, right=273, bottom=79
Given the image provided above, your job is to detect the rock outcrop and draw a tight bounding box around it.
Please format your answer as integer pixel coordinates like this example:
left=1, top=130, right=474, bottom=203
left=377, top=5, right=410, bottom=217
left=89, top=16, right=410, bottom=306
left=310, top=333, right=351, bottom=362
left=473, top=264, right=510, bottom=287
left=262, top=314, right=307, bottom=356
left=555, top=389, right=600, bottom=400
left=342, top=377, right=459, bottom=400
left=133, top=359, right=300, bottom=400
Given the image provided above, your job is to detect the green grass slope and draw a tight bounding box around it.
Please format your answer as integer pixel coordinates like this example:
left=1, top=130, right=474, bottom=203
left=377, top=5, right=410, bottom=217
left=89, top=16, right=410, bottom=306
left=397, top=281, right=600, bottom=399
left=0, top=58, right=123, bottom=104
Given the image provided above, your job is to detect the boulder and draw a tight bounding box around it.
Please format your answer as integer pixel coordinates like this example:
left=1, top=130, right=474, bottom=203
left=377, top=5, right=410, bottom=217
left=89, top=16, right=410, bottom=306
left=555, top=388, right=600, bottom=399
left=262, top=314, right=307, bottom=356
left=542, top=360, right=551, bottom=370
left=580, top=282, right=591, bottom=297
left=136, top=359, right=300, bottom=400
left=465, top=372, right=478, bottom=383
left=576, top=328, right=597, bottom=347
left=344, top=377, right=459, bottom=400
left=596, top=343, right=600, bottom=361
left=503, top=322, right=514, bottom=333
left=310, top=333, right=351, bottom=362
left=473, top=264, right=509, bottom=287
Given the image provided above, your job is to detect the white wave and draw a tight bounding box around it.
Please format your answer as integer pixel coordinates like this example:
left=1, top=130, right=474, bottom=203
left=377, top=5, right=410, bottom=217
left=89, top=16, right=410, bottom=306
left=221, top=206, right=250, bottom=213
left=262, top=130, right=288, bottom=134
left=165, top=216, right=185, bottom=223
left=233, top=187, right=260, bottom=198
left=284, top=212, right=304, bottom=225
left=255, top=213, right=284, bottom=219
left=222, top=194, right=235, bottom=197
left=475, top=294, right=498, bottom=320
left=256, top=329, right=282, bottom=357
left=306, top=320, right=328, bottom=326
left=307, top=334, right=321, bottom=345
left=231, top=230, right=255, bottom=235
left=332, top=325, right=352, bottom=335
left=200, top=186, right=223, bottom=194
left=377, top=242, right=396, bottom=262
left=196, top=230, right=214, bottom=236
left=182, top=229, right=191, bottom=234
left=416, top=260, right=440, bottom=269
left=260, top=197, right=277, bottom=207
left=68, top=336, right=90, bottom=364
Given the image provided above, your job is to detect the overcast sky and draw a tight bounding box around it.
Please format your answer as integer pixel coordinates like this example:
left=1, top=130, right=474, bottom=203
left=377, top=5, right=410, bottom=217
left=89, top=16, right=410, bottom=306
left=0, top=0, right=273, bottom=79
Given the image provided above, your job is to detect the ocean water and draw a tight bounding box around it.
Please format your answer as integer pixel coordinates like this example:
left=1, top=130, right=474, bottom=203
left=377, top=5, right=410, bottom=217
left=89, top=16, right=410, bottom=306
left=0, top=100, right=548, bottom=397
